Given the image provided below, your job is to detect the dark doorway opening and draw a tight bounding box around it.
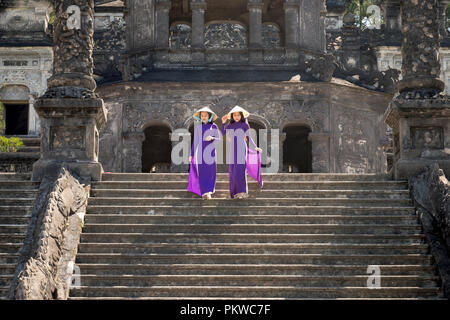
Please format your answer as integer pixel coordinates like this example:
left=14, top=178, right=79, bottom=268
left=142, top=125, right=172, bottom=173
left=283, top=125, right=312, bottom=173
left=5, top=104, right=28, bottom=135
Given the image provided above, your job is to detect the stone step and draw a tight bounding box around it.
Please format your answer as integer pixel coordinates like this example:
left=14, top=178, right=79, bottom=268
left=0, top=216, right=31, bottom=224
left=6, top=136, right=41, bottom=147
left=87, top=197, right=413, bottom=207
left=0, top=206, right=34, bottom=215
left=0, top=191, right=38, bottom=198
left=17, top=146, right=40, bottom=153
left=92, top=181, right=409, bottom=190
left=81, top=223, right=422, bottom=235
left=0, top=287, right=9, bottom=298
left=68, top=286, right=443, bottom=299
left=0, top=173, right=31, bottom=181
left=0, top=243, right=23, bottom=254
left=78, top=233, right=426, bottom=244
left=0, top=253, right=19, bottom=264
left=86, top=205, right=416, bottom=216
left=0, top=234, right=26, bottom=243
left=74, top=253, right=433, bottom=265
left=70, top=274, right=440, bottom=288
left=90, top=189, right=410, bottom=199
left=102, top=173, right=394, bottom=182
left=84, top=214, right=419, bottom=225
left=78, top=243, right=430, bottom=255
left=73, top=263, right=437, bottom=276
left=0, top=225, right=28, bottom=234
left=0, top=182, right=40, bottom=190
left=0, top=199, right=35, bottom=206
left=0, top=264, right=16, bottom=274
left=0, top=275, right=13, bottom=286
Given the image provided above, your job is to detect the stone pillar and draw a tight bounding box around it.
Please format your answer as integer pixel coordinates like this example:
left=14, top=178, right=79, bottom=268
left=155, top=0, right=171, bottom=49
left=284, top=0, right=300, bottom=48
left=308, top=132, right=331, bottom=173
left=384, top=0, right=450, bottom=179
left=191, top=0, right=206, bottom=63
left=122, top=131, right=145, bottom=173
left=248, top=0, right=264, bottom=63
left=32, top=0, right=107, bottom=182
left=155, top=0, right=171, bottom=65
left=398, top=0, right=444, bottom=94
left=248, top=0, right=263, bottom=48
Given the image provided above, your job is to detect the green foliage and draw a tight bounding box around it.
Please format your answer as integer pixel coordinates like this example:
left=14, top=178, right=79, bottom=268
left=0, top=136, right=24, bottom=153
left=346, top=0, right=384, bottom=30
left=49, top=11, right=56, bottom=25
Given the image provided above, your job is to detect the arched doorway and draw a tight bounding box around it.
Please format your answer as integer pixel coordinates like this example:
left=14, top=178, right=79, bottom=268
left=142, top=125, right=172, bottom=173
left=283, top=125, right=312, bottom=173
left=0, top=85, right=30, bottom=135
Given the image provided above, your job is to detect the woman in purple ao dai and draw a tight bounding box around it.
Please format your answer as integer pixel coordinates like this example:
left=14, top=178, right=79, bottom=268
left=221, top=106, right=263, bottom=199
left=187, top=107, right=221, bottom=200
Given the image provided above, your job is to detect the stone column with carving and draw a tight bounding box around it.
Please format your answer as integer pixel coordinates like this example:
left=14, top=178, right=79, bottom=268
left=155, top=0, right=171, bottom=64
left=191, top=0, right=207, bottom=63
left=384, top=0, right=450, bottom=179
left=32, top=0, right=107, bottom=181
left=248, top=0, right=264, bottom=64
left=439, top=0, right=450, bottom=39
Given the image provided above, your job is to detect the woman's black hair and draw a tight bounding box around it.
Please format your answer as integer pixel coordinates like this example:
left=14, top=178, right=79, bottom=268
left=198, top=111, right=213, bottom=122
left=230, top=112, right=245, bottom=124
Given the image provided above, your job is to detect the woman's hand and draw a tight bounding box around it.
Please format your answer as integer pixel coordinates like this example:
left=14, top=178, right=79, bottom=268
left=189, top=156, right=192, bottom=163
left=222, top=115, right=228, bottom=124
left=205, top=136, right=214, bottom=142
left=255, top=147, right=262, bottom=153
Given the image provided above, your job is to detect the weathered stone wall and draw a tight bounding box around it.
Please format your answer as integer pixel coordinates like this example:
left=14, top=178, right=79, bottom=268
left=8, top=167, right=89, bottom=300
left=409, top=164, right=450, bottom=298
left=96, top=80, right=391, bottom=174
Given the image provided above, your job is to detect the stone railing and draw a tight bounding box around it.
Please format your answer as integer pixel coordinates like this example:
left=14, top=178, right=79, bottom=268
left=127, top=46, right=335, bottom=82
left=409, top=164, right=450, bottom=298
left=0, top=152, right=39, bottom=173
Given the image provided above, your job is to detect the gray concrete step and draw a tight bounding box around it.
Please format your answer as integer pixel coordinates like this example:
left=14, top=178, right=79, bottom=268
left=77, top=243, right=430, bottom=255
left=68, top=286, right=444, bottom=299
left=0, top=206, right=34, bottom=215
left=0, top=243, right=23, bottom=254
left=87, top=197, right=413, bottom=207
left=0, top=275, right=13, bottom=286
left=0, top=173, right=31, bottom=181
left=74, top=253, right=433, bottom=265
left=78, top=233, right=426, bottom=244
left=92, top=180, right=409, bottom=190
left=90, top=189, right=411, bottom=199
left=0, top=191, right=38, bottom=198
left=0, top=199, right=35, bottom=206
left=71, top=274, right=440, bottom=288
left=0, top=253, right=19, bottom=264
left=0, top=225, right=28, bottom=234
left=0, top=216, right=31, bottom=224
left=86, top=205, right=416, bottom=215
left=73, top=263, right=438, bottom=276
left=84, top=214, right=420, bottom=225
left=102, top=173, right=394, bottom=182
left=17, top=146, right=40, bottom=153
left=0, top=182, right=40, bottom=190
left=81, top=223, right=422, bottom=235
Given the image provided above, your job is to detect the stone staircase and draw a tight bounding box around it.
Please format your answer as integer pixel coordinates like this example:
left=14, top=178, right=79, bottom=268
left=69, top=173, right=444, bottom=299
left=0, top=173, right=38, bottom=299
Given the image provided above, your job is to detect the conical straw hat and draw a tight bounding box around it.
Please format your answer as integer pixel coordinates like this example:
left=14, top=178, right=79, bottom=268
left=227, top=105, right=250, bottom=120
left=193, top=106, right=218, bottom=122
